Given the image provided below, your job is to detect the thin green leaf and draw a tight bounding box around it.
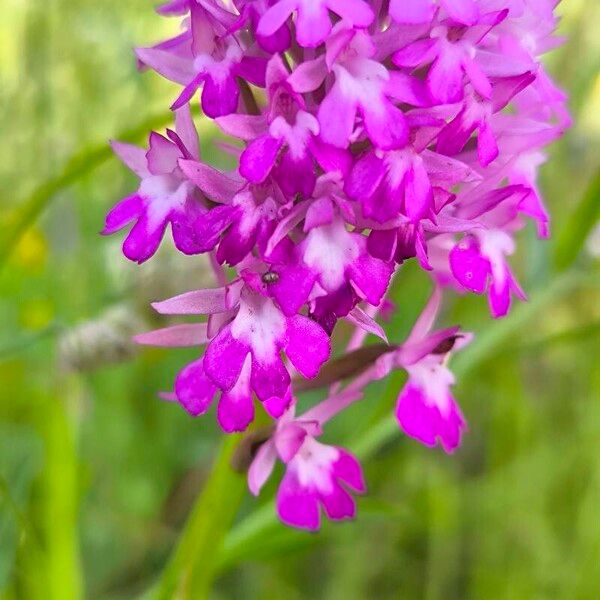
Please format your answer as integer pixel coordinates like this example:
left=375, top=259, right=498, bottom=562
left=553, top=168, right=600, bottom=272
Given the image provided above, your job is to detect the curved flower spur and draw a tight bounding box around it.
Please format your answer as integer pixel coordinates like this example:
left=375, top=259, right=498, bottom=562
left=105, top=0, right=569, bottom=531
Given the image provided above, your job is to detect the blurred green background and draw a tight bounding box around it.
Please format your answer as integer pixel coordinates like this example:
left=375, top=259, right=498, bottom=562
left=0, top=1, right=599, bottom=599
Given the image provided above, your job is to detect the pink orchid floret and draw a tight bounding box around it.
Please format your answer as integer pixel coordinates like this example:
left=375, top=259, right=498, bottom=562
left=450, top=229, right=527, bottom=318
left=137, top=3, right=266, bottom=118
left=249, top=408, right=366, bottom=530
left=392, top=289, right=471, bottom=452
left=106, top=0, right=569, bottom=531
left=233, top=0, right=292, bottom=53
left=148, top=277, right=330, bottom=431
left=289, top=26, right=409, bottom=150
left=217, top=55, right=325, bottom=197
left=102, top=106, right=206, bottom=263
left=258, top=0, right=374, bottom=48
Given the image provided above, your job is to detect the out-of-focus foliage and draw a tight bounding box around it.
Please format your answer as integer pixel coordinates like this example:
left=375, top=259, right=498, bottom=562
left=0, top=1, right=599, bottom=599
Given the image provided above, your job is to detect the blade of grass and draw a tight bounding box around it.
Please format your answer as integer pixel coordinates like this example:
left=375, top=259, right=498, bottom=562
left=553, top=168, right=600, bottom=272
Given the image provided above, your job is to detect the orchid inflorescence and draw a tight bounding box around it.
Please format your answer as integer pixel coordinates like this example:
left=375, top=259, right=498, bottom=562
left=103, top=0, right=569, bottom=531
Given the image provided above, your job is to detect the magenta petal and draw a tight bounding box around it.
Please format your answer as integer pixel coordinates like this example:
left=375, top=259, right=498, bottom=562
left=393, top=38, right=438, bottom=68
left=270, top=264, right=316, bottom=316
left=427, top=48, right=464, bottom=105
left=174, top=358, right=218, bottom=417
left=309, top=138, right=352, bottom=176
left=151, top=287, right=229, bottom=315
left=193, top=205, right=238, bottom=253
left=134, top=323, right=209, bottom=347
left=345, top=152, right=385, bottom=203
left=286, top=315, right=331, bottom=379
left=171, top=73, right=204, bottom=111
left=295, top=2, right=330, bottom=48
left=400, top=326, right=461, bottom=366
left=320, top=481, right=356, bottom=521
left=348, top=251, right=394, bottom=307
left=275, top=423, right=308, bottom=463
left=174, top=104, right=200, bottom=160
left=288, top=57, right=327, bottom=93
left=404, top=159, right=433, bottom=223
left=305, top=196, right=335, bottom=230
left=135, top=47, right=195, bottom=86
left=477, top=119, right=499, bottom=167
left=386, top=72, right=432, bottom=107
left=257, top=25, right=291, bottom=54
left=463, top=57, right=492, bottom=100
left=437, top=400, right=467, bottom=453
left=395, top=383, right=437, bottom=447
left=179, top=159, right=242, bottom=203
left=263, top=391, right=293, bottom=420
left=236, top=55, right=268, bottom=88
left=240, top=135, right=283, bottom=183
left=248, top=441, right=277, bottom=496
left=362, top=102, right=408, bottom=151
left=204, top=326, right=250, bottom=390
left=491, top=72, right=537, bottom=112
left=488, top=272, right=526, bottom=318
left=488, top=278, right=511, bottom=318
left=367, top=229, right=397, bottom=262
left=326, top=0, right=374, bottom=27
left=440, top=0, right=479, bottom=25
left=449, top=239, right=490, bottom=295
left=216, top=113, right=268, bottom=142
left=346, top=307, right=388, bottom=343
left=202, top=73, right=239, bottom=118
left=110, top=142, right=149, bottom=178
left=318, top=86, right=357, bottom=148
left=277, top=471, right=320, bottom=531
left=389, top=0, right=434, bottom=24
left=396, top=383, right=466, bottom=453
left=274, top=151, right=316, bottom=198
left=250, top=356, right=290, bottom=405
left=102, top=194, right=144, bottom=235
left=170, top=209, right=205, bottom=256
left=334, top=449, right=366, bottom=493
left=217, top=357, right=255, bottom=432
left=122, top=211, right=168, bottom=264
left=217, top=391, right=255, bottom=433
left=436, top=107, right=477, bottom=157
left=258, top=0, right=296, bottom=38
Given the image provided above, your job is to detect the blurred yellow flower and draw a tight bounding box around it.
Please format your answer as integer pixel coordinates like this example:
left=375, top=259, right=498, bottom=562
left=14, top=227, right=48, bottom=271
left=20, top=299, right=54, bottom=331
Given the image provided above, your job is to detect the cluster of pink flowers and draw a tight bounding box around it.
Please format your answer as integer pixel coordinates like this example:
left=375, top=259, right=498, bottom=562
left=104, top=0, right=568, bottom=531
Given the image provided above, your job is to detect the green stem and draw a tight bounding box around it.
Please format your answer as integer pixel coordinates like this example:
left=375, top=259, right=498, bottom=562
left=150, top=435, right=246, bottom=600
left=42, top=383, right=83, bottom=600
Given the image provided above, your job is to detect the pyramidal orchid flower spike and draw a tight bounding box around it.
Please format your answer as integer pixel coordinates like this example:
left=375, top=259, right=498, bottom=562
left=108, top=0, right=569, bottom=531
